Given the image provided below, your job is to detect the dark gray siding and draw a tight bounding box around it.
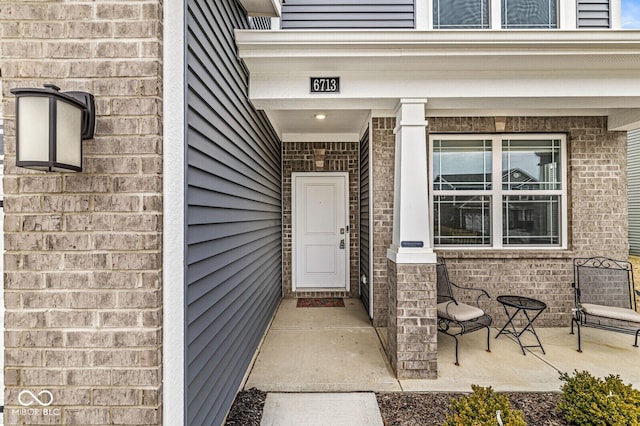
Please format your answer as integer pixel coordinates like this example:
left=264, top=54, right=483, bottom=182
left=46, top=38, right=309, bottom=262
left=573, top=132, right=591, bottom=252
left=629, top=129, right=640, bottom=255
left=281, top=0, right=415, bottom=29
left=359, top=128, right=371, bottom=317
left=186, top=0, right=282, bottom=424
left=577, top=0, right=610, bottom=28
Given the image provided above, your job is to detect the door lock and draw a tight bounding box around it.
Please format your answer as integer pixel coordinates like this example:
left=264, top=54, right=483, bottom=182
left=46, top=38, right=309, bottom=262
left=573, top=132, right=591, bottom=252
left=339, top=239, right=345, bottom=249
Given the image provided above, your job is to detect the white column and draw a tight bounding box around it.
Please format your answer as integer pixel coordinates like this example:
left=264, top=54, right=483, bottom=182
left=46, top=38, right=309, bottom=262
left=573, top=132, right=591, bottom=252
left=387, top=99, right=436, bottom=264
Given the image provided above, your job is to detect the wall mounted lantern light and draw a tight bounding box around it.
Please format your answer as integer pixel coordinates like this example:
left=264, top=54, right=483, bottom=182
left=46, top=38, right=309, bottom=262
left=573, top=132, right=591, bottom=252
left=11, top=84, right=95, bottom=172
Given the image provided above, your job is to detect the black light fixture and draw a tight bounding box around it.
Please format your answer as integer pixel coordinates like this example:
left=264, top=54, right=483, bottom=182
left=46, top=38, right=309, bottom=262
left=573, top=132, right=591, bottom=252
left=11, top=84, right=95, bottom=172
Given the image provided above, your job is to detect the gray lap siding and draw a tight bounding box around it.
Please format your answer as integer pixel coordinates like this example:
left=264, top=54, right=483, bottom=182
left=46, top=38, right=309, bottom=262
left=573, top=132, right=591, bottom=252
left=186, top=0, right=282, bottom=424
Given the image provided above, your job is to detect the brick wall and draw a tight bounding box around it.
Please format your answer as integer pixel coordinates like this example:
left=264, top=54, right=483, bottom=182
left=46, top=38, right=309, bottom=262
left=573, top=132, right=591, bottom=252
left=387, top=260, right=437, bottom=379
left=1, top=1, right=163, bottom=424
left=371, top=118, right=395, bottom=327
left=282, top=141, right=359, bottom=297
left=372, top=116, right=628, bottom=328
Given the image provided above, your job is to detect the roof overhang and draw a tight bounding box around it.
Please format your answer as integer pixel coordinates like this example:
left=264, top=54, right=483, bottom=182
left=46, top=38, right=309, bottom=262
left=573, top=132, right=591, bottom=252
left=236, top=30, right=640, bottom=137
left=238, top=0, right=281, bottom=17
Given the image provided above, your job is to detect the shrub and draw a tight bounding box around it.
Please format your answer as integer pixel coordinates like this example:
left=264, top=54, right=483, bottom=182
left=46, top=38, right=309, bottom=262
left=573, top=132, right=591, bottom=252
left=445, top=385, right=526, bottom=426
left=558, top=370, right=640, bottom=426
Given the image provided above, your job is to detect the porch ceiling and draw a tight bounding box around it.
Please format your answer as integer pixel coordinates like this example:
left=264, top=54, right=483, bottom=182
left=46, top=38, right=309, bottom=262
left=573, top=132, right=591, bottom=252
left=236, top=29, right=640, bottom=135
left=267, top=109, right=371, bottom=141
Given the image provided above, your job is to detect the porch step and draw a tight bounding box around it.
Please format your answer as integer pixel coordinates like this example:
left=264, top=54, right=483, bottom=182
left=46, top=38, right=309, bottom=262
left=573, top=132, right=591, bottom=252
left=260, top=392, right=384, bottom=426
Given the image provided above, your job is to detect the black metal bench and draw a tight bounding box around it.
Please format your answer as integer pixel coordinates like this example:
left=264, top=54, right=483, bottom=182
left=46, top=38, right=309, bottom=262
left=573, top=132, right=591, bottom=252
left=571, top=257, right=640, bottom=352
left=436, top=257, right=492, bottom=366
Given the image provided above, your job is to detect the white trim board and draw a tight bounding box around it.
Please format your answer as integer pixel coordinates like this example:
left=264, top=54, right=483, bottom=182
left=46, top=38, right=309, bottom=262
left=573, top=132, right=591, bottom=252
left=163, top=0, right=186, bottom=423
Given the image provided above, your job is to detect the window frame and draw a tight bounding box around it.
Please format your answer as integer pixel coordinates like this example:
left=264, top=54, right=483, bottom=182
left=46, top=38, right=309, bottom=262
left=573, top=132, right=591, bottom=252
left=432, top=0, right=491, bottom=29
left=501, top=0, right=559, bottom=29
left=425, top=0, right=562, bottom=30
left=429, top=133, right=568, bottom=249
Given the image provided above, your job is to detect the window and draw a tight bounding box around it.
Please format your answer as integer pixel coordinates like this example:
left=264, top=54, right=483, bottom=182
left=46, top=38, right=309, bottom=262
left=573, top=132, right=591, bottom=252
left=431, top=134, right=567, bottom=248
left=433, top=0, right=490, bottom=29
left=502, top=0, right=558, bottom=28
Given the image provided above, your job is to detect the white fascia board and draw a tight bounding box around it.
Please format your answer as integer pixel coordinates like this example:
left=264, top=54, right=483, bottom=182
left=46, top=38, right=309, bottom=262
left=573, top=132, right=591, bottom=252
left=236, top=30, right=640, bottom=78
left=236, top=29, right=640, bottom=54
left=247, top=71, right=640, bottom=111
left=238, top=29, right=640, bottom=100
left=238, top=29, right=640, bottom=125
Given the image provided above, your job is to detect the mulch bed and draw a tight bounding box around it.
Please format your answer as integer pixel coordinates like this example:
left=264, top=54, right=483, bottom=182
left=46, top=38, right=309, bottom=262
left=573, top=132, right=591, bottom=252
left=224, top=388, right=266, bottom=426
left=226, top=389, right=570, bottom=425
left=296, top=297, right=345, bottom=308
left=376, top=392, right=570, bottom=425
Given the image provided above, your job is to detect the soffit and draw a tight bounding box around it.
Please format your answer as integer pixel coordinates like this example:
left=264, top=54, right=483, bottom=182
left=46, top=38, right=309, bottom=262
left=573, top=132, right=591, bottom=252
left=238, top=0, right=281, bottom=17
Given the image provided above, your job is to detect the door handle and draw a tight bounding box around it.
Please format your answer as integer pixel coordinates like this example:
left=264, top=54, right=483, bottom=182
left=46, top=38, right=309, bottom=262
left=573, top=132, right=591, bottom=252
left=339, top=239, right=345, bottom=249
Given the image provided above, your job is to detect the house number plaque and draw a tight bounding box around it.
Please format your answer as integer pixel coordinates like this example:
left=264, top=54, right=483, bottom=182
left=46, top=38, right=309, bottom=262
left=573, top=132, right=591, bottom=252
left=310, top=77, right=340, bottom=94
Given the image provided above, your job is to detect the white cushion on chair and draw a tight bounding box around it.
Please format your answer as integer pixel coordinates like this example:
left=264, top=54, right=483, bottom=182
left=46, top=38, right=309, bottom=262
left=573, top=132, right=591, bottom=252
left=438, top=301, right=485, bottom=322
left=581, top=303, right=640, bottom=323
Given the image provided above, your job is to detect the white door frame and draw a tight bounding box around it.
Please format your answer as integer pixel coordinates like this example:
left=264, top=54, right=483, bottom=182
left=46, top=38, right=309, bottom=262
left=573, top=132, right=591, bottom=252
left=292, top=172, right=350, bottom=292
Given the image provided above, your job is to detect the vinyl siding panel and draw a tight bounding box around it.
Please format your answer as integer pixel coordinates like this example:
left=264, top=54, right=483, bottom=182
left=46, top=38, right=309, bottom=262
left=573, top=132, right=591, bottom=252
left=186, top=0, right=282, bottom=424
left=577, top=0, right=610, bottom=28
left=281, top=0, right=415, bottom=29
left=359, top=128, right=371, bottom=316
left=629, top=129, right=640, bottom=255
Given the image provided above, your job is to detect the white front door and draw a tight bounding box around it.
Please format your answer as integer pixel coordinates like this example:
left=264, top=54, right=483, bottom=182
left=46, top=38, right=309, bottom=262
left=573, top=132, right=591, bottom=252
left=293, top=173, right=349, bottom=290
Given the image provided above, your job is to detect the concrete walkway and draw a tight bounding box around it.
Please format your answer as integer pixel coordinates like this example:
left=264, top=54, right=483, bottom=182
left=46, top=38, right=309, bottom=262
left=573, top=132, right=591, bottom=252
left=247, top=298, right=640, bottom=424
left=245, top=298, right=400, bottom=392
left=260, top=393, right=383, bottom=426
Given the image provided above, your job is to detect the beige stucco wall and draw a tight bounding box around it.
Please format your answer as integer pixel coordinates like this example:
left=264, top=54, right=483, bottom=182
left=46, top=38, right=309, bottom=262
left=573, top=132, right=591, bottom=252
left=1, top=2, right=163, bottom=424
left=372, top=116, right=628, bottom=328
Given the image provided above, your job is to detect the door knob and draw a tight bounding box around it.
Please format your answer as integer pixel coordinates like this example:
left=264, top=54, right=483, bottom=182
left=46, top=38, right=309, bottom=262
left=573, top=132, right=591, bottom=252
left=339, top=239, right=345, bottom=249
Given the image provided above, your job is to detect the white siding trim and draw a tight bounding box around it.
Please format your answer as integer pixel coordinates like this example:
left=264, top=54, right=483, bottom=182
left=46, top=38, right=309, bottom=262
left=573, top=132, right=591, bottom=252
left=561, top=0, right=577, bottom=29
left=611, top=0, right=622, bottom=28
left=416, top=0, right=429, bottom=29
left=163, top=0, right=186, bottom=423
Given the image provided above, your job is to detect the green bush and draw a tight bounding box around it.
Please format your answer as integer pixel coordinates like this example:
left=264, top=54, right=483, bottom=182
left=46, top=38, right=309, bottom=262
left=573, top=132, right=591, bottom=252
left=445, top=385, right=526, bottom=426
left=558, top=370, right=640, bottom=426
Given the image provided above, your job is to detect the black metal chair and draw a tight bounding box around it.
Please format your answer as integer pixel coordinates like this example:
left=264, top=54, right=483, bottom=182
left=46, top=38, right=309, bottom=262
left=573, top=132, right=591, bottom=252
left=437, top=257, right=492, bottom=366
left=571, top=257, right=640, bottom=352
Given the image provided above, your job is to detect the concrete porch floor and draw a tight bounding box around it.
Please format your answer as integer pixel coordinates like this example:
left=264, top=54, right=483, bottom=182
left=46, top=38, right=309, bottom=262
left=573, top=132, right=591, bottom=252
left=244, top=298, right=640, bottom=393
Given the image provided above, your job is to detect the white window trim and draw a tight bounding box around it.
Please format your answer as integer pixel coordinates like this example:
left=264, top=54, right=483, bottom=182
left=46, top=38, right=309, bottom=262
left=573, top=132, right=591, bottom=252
left=429, top=133, right=568, bottom=250
left=416, top=0, right=430, bottom=29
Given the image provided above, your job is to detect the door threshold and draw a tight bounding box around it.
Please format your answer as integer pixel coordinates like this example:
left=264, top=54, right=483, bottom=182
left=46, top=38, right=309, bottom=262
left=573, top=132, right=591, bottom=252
left=290, top=290, right=350, bottom=298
